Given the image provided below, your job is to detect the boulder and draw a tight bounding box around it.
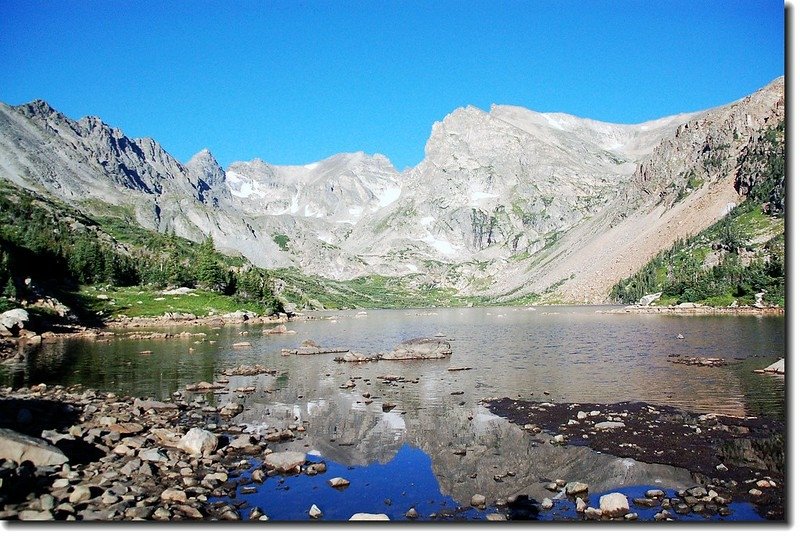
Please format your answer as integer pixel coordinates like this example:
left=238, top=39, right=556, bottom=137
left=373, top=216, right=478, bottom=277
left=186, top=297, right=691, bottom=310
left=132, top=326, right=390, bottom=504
left=382, top=337, right=452, bottom=360
left=328, top=477, right=350, bottom=488
left=349, top=513, right=389, bottom=521
left=177, top=428, right=218, bottom=457
left=0, top=309, right=28, bottom=336
left=309, top=504, right=322, bottom=519
left=264, top=451, right=306, bottom=473
left=264, top=324, right=287, bottom=335
left=639, top=292, right=662, bottom=306
left=0, top=427, right=68, bottom=466
left=599, top=492, right=630, bottom=517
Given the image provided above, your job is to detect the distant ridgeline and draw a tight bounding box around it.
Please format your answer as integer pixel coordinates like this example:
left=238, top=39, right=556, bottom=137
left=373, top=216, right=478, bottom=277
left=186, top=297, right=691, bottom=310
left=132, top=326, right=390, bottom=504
left=0, top=179, right=282, bottom=318
left=610, top=121, right=785, bottom=307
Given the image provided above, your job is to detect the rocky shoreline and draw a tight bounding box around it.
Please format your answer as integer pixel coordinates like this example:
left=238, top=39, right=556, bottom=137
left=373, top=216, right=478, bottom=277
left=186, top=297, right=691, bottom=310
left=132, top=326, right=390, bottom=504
left=600, top=304, right=784, bottom=316
left=0, top=377, right=785, bottom=522
left=485, top=397, right=784, bottom=520
left=0, top=307, right=293, bottom=363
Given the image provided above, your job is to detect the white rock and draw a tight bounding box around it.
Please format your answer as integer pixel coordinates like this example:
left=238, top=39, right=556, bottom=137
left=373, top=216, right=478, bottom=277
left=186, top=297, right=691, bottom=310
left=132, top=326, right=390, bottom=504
left=177, top=428, right=218, bottom=457
left=599, top=492, right=630, bottom=517
left=309, top=504, right=323, bottom=518
left=349, top=513, right=389, bottom=521
left=328, top=477, right=350, bottom=488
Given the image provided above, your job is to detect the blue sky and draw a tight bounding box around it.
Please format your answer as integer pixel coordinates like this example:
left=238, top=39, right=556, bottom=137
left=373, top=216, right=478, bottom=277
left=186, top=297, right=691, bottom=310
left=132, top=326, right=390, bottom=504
left=0, top=1, right=785, bottom=170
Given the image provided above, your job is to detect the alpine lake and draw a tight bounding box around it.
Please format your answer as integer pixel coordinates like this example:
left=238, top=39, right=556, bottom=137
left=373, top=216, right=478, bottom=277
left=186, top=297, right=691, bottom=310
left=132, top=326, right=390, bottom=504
left=3, top=305, right=786, bottom=522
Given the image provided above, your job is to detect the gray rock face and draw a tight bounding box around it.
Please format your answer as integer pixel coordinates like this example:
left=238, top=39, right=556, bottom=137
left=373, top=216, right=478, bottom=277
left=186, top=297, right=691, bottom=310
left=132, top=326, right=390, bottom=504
left=176, top=428, right=218, bottom=457
left=381, top=337, right=452, bottom=360
left=0, top=427, right=68, bottom=466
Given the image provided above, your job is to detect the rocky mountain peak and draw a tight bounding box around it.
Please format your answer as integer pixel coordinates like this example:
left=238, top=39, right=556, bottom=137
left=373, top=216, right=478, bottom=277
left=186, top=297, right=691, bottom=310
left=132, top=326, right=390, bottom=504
left=13, top=99, right=62, bottom=119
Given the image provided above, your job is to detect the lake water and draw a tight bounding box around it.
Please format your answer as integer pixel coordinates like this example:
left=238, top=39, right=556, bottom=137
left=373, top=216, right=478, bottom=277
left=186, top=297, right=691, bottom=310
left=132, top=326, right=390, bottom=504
left=2, top=306, right=785, bottom=520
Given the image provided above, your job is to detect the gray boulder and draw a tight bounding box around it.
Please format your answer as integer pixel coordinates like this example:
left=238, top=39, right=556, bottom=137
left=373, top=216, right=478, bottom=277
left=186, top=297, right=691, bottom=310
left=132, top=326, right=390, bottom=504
left=0, top=308, right=29, bottom=336
left=381, top=337, right=452, bottom=360
left=0, top=427, right=68, bottom=466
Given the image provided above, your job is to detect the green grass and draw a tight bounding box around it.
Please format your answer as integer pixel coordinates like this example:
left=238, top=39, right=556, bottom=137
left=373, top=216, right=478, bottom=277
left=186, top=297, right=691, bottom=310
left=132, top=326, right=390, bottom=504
left=79, top=286, right=268, bottom=318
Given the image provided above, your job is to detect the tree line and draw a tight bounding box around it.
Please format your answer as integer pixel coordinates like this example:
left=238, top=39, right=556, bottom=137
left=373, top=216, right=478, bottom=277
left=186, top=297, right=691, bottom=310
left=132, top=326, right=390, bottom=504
left=0, top=184, right=282, bottom=314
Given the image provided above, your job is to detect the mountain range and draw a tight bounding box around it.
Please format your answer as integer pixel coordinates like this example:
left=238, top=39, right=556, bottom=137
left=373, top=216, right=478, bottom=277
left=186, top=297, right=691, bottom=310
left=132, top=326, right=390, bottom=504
left=0, top=77, right=785, bottom=304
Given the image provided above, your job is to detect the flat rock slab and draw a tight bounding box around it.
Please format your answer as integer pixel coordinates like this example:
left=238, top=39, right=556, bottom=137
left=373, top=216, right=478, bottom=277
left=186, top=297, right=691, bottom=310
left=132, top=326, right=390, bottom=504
left=264, top=451, right=306, bottom=473
left=0, top=427, right=68, bottom=466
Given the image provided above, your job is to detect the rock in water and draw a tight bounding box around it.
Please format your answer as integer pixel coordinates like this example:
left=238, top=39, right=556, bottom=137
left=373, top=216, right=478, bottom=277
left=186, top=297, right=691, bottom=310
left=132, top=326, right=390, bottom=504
left=328, top=477, right=350, bottom=488
left=599, top=492, right=630, bottom=517
left=381, top=337, right=452, bottom=360
left=565, top=482, right=589, bottom=495
left=177, top=428, right=218, bottom=457
left=349, top=513, right=389, bottom=521
left=309, top=504, right=322, bottom=519
left=0, top=427, right=68, bottom=466
left=264, top=451, right=306, bottom=473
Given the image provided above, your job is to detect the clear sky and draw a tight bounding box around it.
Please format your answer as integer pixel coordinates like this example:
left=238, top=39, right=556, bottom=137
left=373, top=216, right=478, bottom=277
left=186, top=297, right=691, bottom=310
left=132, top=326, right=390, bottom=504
left=0, top=0, right=785, bottom=171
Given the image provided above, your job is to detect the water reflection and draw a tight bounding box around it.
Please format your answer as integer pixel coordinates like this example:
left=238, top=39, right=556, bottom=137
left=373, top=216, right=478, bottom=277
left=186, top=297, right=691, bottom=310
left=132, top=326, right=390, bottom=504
left=3, top=306, right=784, bottom=508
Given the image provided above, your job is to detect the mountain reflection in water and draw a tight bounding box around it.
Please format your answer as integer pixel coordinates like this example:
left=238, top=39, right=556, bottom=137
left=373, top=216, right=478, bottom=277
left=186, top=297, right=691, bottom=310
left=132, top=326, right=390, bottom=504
left=11, top=306, right=784, bottom=514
